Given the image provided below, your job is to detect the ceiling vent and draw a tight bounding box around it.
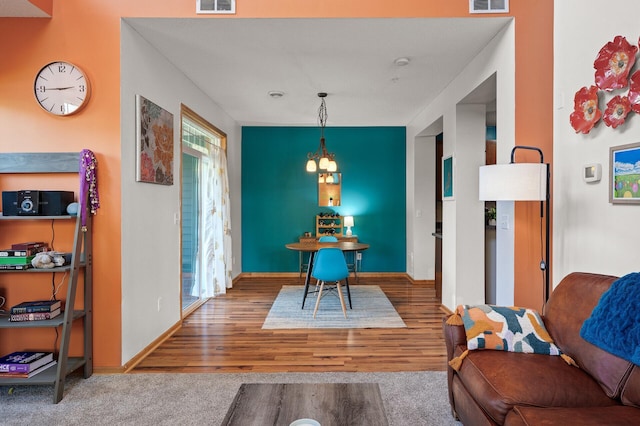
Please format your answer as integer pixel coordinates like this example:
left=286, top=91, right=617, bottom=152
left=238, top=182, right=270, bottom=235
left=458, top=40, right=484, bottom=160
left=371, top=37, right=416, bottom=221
left=197, top=0, right=236, bottom=14
left=469, top=0, right=509, bottom=14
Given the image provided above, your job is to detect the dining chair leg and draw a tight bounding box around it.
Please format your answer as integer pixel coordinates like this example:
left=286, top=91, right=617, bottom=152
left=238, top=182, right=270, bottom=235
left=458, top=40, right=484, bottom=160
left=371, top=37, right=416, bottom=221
left=313, top=281, right=325, bottom=319
left=344, top=277, right=352, bottom=309
left=336, top=281, right=347, bottom=318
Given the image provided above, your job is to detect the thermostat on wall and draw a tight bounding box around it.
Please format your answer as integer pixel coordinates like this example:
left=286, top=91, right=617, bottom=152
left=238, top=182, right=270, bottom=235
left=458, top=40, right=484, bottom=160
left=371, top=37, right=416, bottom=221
left=583, top=163, right=602, bottom=183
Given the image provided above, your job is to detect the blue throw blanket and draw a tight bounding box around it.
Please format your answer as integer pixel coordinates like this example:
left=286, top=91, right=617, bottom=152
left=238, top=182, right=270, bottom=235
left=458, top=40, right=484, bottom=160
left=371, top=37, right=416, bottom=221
left=580, top=272, right=640, bottom=365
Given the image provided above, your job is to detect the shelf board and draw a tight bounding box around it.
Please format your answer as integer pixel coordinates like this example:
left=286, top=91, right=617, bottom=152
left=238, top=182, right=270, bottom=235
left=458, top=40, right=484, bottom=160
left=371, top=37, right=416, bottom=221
left=0, top=357, right=85, bottom=386
left=0, top=262, right=86, bottom=273
left=0, top=310, right=86, bottom=328
left=0, top=215, right=77, bottom=220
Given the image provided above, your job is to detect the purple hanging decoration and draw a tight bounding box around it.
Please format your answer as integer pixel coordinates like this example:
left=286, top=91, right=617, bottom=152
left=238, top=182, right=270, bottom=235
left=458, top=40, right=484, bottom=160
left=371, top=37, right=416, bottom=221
left=79, top=149, right=100, bottom=231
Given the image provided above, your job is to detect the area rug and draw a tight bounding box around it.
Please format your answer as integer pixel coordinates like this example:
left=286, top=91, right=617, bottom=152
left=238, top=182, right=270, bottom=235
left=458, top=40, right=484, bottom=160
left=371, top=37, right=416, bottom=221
left=0, top=371, right=459, bottom=426
left=262, top=285, right=407, bottom=329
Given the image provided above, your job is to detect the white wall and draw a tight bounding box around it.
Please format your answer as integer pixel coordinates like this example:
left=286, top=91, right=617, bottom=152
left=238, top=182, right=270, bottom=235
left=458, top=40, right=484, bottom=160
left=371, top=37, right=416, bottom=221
left=120, top=20, right=241, bottom=364
left=407, top=20, right=516, bottom=310
left=554, top=1, right=640, bottom=283
left=409, top=136, right=436, bottom=279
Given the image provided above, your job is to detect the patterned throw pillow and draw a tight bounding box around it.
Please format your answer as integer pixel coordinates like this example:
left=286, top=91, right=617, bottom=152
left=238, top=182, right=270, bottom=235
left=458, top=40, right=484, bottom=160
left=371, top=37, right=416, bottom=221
left=447, top=304, right=576, bottom=371
left=458, top=304, right=561, bottom=353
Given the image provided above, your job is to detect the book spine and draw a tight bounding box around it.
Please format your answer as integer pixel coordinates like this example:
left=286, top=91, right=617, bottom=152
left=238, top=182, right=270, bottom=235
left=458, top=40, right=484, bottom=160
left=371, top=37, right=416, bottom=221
left=0, top=255, right=35, bottom=265
left=10, top=312, right=58, bottom=321
left=10, top=305, right=58, bottom=314
left=10, top=242, right=46, bottom=250
left=0, top=264, right=31, bottom=270
left=1, top=361, right=57, bottom=378
left=0, top=250, right=26, bottom=257
left=0, top=364, right=29, bottom=373
left=0, top=247, right=45, bottom=257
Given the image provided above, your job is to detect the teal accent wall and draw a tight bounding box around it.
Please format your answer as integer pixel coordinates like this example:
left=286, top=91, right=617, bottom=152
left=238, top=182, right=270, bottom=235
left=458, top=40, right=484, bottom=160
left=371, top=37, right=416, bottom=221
left=242, top=126, right=406, bottom=273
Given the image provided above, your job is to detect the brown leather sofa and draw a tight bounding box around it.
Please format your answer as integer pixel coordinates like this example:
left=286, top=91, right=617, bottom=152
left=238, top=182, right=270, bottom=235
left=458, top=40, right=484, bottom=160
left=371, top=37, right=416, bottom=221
left=442, top=272, right=640, bottom=425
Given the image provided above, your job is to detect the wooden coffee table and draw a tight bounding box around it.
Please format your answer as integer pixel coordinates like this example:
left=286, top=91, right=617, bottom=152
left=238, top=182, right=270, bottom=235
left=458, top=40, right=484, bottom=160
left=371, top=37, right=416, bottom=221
left=221, top=383, right=389, bottom=426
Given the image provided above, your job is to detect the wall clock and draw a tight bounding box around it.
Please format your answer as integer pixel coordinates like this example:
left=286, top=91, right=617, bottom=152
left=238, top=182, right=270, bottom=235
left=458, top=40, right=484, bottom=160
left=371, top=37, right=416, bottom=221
left=33, top=61, right=91, bottom=116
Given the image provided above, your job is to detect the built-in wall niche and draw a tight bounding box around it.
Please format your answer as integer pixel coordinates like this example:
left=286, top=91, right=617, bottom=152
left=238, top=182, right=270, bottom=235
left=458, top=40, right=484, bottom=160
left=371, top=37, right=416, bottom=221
left=318, top=173, right=341, bottom=206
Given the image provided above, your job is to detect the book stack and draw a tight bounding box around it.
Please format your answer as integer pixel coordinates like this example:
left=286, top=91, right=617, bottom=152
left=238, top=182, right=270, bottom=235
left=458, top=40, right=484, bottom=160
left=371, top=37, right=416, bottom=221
left=9, top=299, right=62, bottom=322
left=0, top=351, right=56, bottom=379
left=0, top=242, right=48, bottom=270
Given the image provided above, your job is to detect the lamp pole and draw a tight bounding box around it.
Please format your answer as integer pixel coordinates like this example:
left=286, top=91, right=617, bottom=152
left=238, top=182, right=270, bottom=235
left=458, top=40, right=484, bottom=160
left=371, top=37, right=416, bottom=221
left=510, top=146, right=550, bottom=302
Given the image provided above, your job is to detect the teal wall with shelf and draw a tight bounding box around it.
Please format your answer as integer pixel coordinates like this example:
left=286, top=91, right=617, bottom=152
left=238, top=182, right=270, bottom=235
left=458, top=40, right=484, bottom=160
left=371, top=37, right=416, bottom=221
left=242, top=126, right=406, bottom=272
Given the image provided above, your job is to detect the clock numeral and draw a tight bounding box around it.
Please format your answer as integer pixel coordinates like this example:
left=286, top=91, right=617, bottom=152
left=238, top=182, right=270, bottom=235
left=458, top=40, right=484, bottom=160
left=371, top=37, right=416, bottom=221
left=58, top=64, right=67, bottom=73
left=79, top=85, right=85, bottom=93
left=60, top=104, right=66, bottom=113
left=37, top=85, right=46, bottom=93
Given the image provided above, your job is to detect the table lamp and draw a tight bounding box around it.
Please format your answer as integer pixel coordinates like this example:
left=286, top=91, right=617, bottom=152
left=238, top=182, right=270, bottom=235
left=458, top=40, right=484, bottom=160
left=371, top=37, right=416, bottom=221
left=344, top=216, right=354, bottom=236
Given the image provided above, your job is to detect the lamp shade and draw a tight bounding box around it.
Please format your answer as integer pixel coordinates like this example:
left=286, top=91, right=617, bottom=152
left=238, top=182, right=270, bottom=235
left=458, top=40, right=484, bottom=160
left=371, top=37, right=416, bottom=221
left=343, top=216, right=354, bottom=227
left=318, top=156, right=330, bottom=170
left=306, top=159, right=317, bottom=172
left=479, top=163, right=547, bottom=201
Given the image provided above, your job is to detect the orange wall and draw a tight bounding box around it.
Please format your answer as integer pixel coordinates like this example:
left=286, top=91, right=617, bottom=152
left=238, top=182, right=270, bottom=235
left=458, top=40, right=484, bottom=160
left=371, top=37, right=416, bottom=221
left=0, top=0, right=552, bottom=367
left=511, top=0, right=554, bottom=311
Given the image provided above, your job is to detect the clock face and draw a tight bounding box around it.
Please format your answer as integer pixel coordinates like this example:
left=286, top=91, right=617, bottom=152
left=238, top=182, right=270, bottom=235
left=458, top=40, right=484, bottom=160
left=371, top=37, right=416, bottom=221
left=34, top=61, right=91, bottom=116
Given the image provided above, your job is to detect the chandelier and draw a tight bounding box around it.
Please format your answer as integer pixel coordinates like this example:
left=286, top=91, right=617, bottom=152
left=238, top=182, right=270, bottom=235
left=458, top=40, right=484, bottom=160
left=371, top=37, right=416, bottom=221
left=306, top=92, right=337, bottom=172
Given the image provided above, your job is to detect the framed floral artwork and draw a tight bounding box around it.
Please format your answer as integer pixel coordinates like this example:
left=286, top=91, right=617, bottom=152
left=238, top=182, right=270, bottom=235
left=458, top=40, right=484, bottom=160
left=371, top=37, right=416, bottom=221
left=136, top=95, right=174, bottom=185
left=609, top=142, right=640, bottom=204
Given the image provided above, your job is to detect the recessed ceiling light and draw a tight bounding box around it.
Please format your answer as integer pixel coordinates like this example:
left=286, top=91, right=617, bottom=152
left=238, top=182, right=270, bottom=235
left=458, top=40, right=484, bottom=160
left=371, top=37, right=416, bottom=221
left=394, top=57, right=410, bottom=67
left=268, top=91, right=284, bottom=98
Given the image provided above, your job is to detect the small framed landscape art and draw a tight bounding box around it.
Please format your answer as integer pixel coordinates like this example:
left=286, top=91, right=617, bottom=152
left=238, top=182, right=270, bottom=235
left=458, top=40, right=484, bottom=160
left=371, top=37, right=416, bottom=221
left=609, top=142, right=640, bottom=204
left=136, top=95, right=174, bottom=185
left=442, top=155, right=454, bottom=200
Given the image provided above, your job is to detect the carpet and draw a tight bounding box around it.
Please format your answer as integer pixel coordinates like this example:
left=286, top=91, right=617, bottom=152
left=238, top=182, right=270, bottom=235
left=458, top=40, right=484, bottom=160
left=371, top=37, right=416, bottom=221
left=262, top=285, right=407, bottom=329
left=0, top=371, right=460, bottom=426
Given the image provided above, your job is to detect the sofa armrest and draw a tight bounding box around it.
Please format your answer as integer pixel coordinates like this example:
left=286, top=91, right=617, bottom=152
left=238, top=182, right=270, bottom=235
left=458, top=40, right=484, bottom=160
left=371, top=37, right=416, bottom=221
left=442, top=314, right=467, bottom=416
left=443, top=314, right=467, bottom=360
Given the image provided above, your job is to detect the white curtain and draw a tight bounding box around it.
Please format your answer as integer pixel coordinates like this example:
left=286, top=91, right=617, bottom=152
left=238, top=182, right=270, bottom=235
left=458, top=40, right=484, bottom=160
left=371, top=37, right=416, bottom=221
left=201, top=145, right=233, bottom=297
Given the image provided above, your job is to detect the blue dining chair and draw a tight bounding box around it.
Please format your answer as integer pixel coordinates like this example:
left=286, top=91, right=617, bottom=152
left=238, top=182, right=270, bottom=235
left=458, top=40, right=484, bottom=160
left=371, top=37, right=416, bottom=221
left=311, top=247, right=349, bottom=318
left=318, top=235, right=354, bottom=307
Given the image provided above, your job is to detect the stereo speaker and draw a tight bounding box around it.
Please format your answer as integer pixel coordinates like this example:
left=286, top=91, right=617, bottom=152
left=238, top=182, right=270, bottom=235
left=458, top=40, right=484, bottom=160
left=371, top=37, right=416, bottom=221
left=2, top=191, right=75, bottom=216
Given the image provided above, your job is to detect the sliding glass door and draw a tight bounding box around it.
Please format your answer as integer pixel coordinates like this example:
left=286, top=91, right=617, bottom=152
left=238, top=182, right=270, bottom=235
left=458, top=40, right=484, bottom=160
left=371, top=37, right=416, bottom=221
left=182, top=149, right=202, bottom=310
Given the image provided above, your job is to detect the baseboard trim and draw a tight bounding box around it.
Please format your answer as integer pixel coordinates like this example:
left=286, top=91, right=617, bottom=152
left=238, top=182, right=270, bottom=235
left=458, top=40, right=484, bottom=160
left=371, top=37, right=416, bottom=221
left=122, top=320, right=182, bottom=373
left=235, top=272, right=429, bottom=281
left=440, top=304, right=454, bottom=315
left=406, top=276, right=435, bottom=287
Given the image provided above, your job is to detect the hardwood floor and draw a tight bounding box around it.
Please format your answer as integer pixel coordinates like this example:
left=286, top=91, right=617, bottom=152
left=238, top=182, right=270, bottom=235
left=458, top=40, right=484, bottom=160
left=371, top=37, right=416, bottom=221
left=133, top=276, right=449, bottom=373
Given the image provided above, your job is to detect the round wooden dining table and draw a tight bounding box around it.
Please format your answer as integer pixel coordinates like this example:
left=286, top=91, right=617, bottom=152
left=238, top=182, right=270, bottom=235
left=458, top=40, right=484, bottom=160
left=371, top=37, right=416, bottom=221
left=285, top=241, right=370, bottom=309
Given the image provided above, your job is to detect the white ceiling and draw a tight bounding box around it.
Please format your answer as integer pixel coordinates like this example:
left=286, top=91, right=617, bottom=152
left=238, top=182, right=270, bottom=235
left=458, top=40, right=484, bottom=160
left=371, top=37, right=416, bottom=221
left=1, top=5, right=508, bottom=127
left=127, top=17, right=508, bottom=127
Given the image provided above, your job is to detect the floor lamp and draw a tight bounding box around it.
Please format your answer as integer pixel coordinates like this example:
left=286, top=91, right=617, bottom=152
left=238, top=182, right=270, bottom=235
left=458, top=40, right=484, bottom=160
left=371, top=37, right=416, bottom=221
left=478, top=146, right=551, bottom=302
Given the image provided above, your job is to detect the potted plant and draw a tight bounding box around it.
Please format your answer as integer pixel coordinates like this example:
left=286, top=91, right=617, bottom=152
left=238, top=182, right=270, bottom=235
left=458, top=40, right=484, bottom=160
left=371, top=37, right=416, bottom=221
left=486, top=207, right=497, bottom=226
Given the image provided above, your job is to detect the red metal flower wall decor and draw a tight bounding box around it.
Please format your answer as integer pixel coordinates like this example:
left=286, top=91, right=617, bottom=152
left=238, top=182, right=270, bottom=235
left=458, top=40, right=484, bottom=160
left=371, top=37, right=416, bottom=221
left=570, top=35, right=640, bottom=134
left=603, top=95, right=631, bottom=128
left=628, top=70, right=640, bottom=113
left=594, top=35, right=637, bottom=91
left=570, top=86, right=602, bottom=134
